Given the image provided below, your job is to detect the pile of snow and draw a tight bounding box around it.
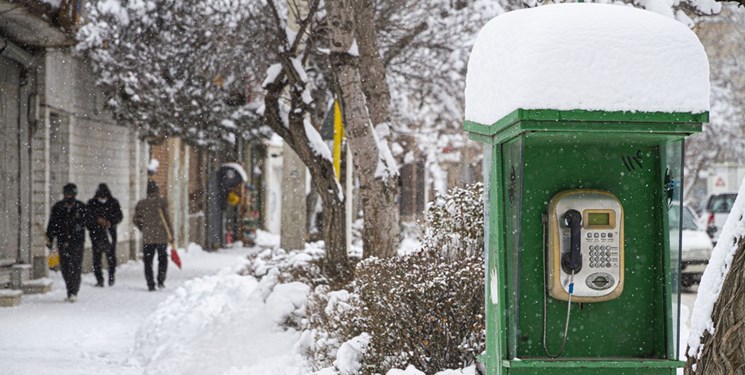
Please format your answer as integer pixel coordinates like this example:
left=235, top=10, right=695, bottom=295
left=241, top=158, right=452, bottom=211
left=680, top=303, right=691, bottom=374
left=465, top=3, right=710, bottom=125
left=131, top=229, right=479, bottom=375
left=379, top=365, right=477, bottom=375
left=254, top=229, right=280, bottom=248
left=333, top=333, right=371, bottom=375
left=133, top=269, right=310, bottom=374
left=687, top=179, right=745, bottom=358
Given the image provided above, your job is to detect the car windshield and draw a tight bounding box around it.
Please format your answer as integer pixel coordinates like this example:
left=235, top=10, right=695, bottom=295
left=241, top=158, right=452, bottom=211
left=707, top=193, right=737, bottom=213
left=669, top=205, right=699, bottom=231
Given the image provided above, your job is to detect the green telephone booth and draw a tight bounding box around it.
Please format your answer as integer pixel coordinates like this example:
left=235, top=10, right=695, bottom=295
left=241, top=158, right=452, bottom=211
left=468, top=110, right=705, bottom=374
left=464, top=4, right=710, bottom=375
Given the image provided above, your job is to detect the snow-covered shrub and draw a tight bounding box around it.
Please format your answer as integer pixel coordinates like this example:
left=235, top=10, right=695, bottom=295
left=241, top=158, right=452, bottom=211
left=305, top=184, right=486, bottom=374
left=240, top=245, right=329, bottom=331
left=265, top=282, right=312, bottom=331
left=243, top=242, right=361, bottom=290
left=243, top=244, right=328, bottom=287
left=353, top=253, right=485, bottom=374
left=421, top=183, right=484, bottom=259
left=305, top=286, right=364, bottom=370
left=306, top=253, right=485, bottom=374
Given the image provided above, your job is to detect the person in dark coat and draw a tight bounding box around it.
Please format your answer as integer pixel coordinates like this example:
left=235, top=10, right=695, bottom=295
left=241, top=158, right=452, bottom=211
left=87, top=183, right=123, bottom=287
left=46, top=183, right=88, bottom=302
left=133, top=181, right=173, bottom=291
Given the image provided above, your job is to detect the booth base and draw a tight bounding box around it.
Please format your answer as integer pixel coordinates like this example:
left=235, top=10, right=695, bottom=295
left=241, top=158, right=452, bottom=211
left=501, top=359, right=684, bottom=374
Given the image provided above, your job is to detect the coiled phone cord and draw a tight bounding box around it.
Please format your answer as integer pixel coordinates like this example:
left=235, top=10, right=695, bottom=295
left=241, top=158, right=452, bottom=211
left=542, top=213, right=575, bottom=358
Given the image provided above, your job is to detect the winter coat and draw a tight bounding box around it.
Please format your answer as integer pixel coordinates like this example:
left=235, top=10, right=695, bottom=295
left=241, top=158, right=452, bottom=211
left=133, top=195, right=173, bottom=245
left=47, top=198, right=89, bottom=246
left=87, top=197, right=123, bottom=243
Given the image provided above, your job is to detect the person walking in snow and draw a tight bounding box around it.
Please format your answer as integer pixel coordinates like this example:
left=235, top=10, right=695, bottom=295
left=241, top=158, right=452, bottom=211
left=46, top=183, right=89, bottom=302
left=133, top=181, right=173, bottom=291
left=87, top=183, right=123, bottom=287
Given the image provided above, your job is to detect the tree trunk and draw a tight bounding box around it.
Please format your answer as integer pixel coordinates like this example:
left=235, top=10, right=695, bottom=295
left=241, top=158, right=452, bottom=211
left=354, top=0, right=391, bottom=126
left=685, top=238, right=745, bottom=374
left=318, top=190, right=349, bottom=283
left=326, top=0, right=400, bottom=258
left=354, top=0, right=401, bottom=259
left=262, top=79, right=350, bottom=283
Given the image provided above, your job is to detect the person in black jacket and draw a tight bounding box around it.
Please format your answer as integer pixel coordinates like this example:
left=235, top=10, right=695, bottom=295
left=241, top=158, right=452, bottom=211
left=46, top=183, right=88, bottom=302
left=87, top=183, right=123, bottom=287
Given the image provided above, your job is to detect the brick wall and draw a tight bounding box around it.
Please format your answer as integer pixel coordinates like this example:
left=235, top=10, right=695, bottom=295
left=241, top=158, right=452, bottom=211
left=150, top=143, right=169, bottom=191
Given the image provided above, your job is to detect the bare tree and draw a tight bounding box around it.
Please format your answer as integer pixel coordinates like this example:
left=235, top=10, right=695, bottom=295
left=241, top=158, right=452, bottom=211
left=79, top=0, right=352, bottom=282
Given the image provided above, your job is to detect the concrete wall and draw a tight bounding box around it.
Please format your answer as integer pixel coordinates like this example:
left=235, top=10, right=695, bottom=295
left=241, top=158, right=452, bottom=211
left=38, top=49, right=148, bottom=272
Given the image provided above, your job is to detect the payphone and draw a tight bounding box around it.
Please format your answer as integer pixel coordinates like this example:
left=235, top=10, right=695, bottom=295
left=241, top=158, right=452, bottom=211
left=547, top=189, right=625, bottom=303
left=542, top=189, right=625, bottom=358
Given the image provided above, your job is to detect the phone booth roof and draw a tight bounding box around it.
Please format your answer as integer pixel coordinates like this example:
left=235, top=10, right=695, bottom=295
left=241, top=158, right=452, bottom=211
left=464, top=3, right=710, bottom=129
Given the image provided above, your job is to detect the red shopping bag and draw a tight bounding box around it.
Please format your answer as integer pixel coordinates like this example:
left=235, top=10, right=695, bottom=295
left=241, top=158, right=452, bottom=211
left=159, top=209, right=182, bottom=270
left=170, top=243, right=182, bottom=269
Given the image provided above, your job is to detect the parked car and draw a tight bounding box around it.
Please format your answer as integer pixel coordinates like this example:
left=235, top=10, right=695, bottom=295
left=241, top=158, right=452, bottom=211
left=701, top=192, right=737, bottom=245
left=670, top=203, right=714, bottom=288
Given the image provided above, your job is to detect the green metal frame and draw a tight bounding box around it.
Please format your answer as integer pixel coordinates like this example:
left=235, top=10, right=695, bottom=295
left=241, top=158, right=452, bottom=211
left=503, top=359, right=685, bottom=368
left=466, top=109, right=705, bottom=145
left=474, top=109, right=704, bottom=375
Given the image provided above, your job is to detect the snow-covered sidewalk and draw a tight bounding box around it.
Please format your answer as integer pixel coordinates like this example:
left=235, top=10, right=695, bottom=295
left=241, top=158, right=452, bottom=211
left=0, top=243, right=305, bottom=375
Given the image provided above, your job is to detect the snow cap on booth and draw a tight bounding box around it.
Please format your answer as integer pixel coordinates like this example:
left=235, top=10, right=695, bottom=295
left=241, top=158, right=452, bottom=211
left=465, top=3, right=710, bottom=125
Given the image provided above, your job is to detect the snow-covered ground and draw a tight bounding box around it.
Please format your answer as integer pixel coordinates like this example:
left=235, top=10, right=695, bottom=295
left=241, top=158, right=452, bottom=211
left=0, top=228, right=703, bottom=375
left=0, top=237, right=305, bottom=375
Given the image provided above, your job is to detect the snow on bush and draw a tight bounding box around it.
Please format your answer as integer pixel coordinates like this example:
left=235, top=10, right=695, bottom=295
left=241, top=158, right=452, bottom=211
left=433, top=366, right=479, bottom=375
left=304, top=287, right=363, bottom=370
left=421, top=183, right=484, bottom=259
left=386, top=365, right=425, bottom=375
left=266, top=282, right=312, bottom=330
left=243, top=241, right=329, bottom=287
left=334, top=333, right=372, bottom=375
left=306, top=183, right=486, bottom=374
left=352, top=254, right=485, bottom=374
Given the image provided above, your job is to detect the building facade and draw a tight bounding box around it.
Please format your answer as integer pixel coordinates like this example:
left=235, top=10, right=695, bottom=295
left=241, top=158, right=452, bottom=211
left=0, top=0, right=149, bottom=305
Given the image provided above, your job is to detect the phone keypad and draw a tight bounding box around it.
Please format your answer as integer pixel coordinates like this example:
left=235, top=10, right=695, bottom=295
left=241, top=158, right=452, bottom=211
left=585, top=232, right=618, bottom=269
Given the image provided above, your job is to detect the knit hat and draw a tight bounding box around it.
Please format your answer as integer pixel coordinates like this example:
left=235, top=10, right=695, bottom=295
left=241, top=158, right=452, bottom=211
left=95, top=183, right=112, bottom=199
left=147, top=180, right=160, bottom=196
left=63, top=183, right=77, bottom=196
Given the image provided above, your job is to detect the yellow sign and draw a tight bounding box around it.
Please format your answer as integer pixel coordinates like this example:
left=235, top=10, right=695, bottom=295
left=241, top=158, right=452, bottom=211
left=333, top=100, right=344, bottom=181
left=227, top=191, right=241, bottom=206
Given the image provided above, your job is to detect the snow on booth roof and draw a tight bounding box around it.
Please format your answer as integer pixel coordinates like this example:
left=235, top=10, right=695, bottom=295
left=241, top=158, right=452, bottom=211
left=464, top=3, right=710, bottom=125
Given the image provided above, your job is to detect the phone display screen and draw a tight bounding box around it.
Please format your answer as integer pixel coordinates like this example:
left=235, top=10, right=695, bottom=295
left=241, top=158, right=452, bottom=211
left=588, top=212, right=610, bottom=227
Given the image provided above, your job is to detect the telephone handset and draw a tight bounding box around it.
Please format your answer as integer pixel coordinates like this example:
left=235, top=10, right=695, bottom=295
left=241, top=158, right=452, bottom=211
left=547, top=190, right=624, bottom=303
left=562, top=209, right=583, bottom=274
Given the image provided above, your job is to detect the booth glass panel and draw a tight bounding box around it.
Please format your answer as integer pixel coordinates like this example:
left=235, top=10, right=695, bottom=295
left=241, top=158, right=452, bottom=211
left=502, top=138, right=524, bottom=359
left=663, top=140, right=684, bottom=359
